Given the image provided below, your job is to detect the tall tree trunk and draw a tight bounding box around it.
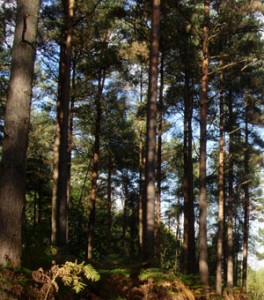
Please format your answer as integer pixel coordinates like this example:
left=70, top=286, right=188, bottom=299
left=227, top=92, right=234, bottom=291
left=199, top=0, right=210, bottom=288
left=33, top=190, right=37, bottom=230
left=242, top=100, right=250, bottom=291
left=66, top=57, right=76, bottom=242
left=38, top=186, right=42, bottom=224
left=183, top=40, right=195, bottom=275
left=155, top=52, right=164, bottom=266
left=122, top=174, right=129, bottom=252
left=216, top=58, right=225, bottom=295
left=0, top=0, right=40, bottom=267
left=143, top=0, right=160, bottom=264
left=87, top=71, right=105, bottom=260
left=106, top=154, right=112, bottom=254
left=139, top=134, right=144, bottom=252
left=51, top=0, right=75, bottom=246
left=138, top=66, right=145, bottom=253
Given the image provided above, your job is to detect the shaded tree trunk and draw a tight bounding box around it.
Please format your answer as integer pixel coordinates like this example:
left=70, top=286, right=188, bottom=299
left=227, top=92, right=234, bottom=290
left=138, top=65, right=145, bottom=253
left=183, top=40, right=195, bottom=275
left=87, top=71, right=105, bottom=260
left=122, top=174, right=129, bottom=252
left=242, top=99, right=250, bottom=291
left=38, top=187, right=42, bottom=224
left=199, top=0, right=210, bottom=285
left=0, top=0, right=40, bottom=267
left=51, top=0, right=75, bottom=246
left=199, top=0, right=210, bottom=288
left=216, top=58, right=225, bottom=295
left=155, top=52, right=164, bottom=266
left=106, top=154, right=113, bottom=254
left=66, top=56, right=76, bottom=242
left=143, top=0, right=160, bottom=264
left=139, top=135, right=144, bottom=252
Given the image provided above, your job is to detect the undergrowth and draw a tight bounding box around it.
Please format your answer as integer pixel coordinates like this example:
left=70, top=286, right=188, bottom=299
left=0, top=263, right=252, bottom=299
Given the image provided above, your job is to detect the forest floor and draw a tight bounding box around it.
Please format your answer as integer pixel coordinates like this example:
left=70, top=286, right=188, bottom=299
left=0, top=249, right=251, bottom=300
left=0, top=263, right=251, bottom=300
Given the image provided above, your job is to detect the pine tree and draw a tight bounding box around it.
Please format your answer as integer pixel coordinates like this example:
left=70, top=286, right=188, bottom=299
left=52, top=0, right=75, bottom=247
left=198, top=0, right=210, bottom=289
left=0, top=0, right=40, bottom=267
left=143, top=0, right=161, bottom=264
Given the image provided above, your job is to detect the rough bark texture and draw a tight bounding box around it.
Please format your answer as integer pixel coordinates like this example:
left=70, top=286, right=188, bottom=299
left=52, top=0, right=74, bottom=246
left=0, top=0, right=40, bottom=267
left=199, top=0, right=210, bottom=288
left=143, top=0, right=160, bottom=264
left=216, top=59, right=225, bottom=294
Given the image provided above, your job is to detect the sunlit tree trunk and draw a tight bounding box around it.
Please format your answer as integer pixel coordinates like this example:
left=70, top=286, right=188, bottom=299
left=216, top=58, right=225, bottom=295
left=199, top=0, right=210, bottom=289
left=0, top=0, right=40, bottom=267
left=87, top=71, right=105, bottom=260
left=52, top=0, right=75, bottom=246
left=242, top=99, right=250, bottom=291
left=143, top=0, right=160, bottom=264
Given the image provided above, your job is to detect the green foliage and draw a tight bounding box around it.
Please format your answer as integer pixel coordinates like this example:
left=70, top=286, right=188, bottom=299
left=32, top=261, right=100, bottom=299
left=247, top=268, right=264, bottom=300
left=99, top=268, right=131, bottom=279
left=91, top=266, right=196, bottom=300
left=58, top=261, right=100, bottom=293
left=138, top=268, right=174, bottom=283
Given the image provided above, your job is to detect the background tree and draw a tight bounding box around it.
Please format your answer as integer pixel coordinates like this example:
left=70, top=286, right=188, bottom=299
left=51, top=0, right=75, bottom=247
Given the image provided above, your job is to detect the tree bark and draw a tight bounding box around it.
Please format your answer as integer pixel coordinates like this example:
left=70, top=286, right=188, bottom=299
left=155, top=52, right=164, bottom=266
left=242, top=99, right=250, bottom=291
left=106, top=154, right=113, bottom=254
left=143, top=0, right=160, bottom=264
left=51, top=0, right=75, bottom=246
left=139, top=134, right=144, bottom=252
left=0, top=0, right=40, bottom=267
left=227, top=92, right=234, bottom=291
left=66, top=56, right=76, bottom=242
left=122, top=173, right=129, bottom=252
left=183, top=40, right=195, bottom=275
left=138, top=66, right=146, bottom=254
left=216, top=58, right=225, bottom=295
left=199, top=0, right=210, bottom=288
left=87, top=71, right=105, bottom=260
